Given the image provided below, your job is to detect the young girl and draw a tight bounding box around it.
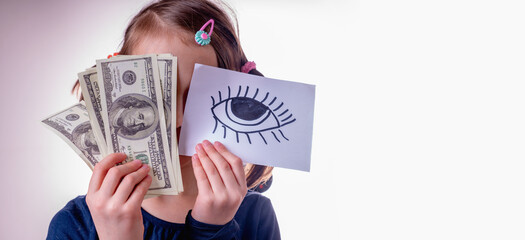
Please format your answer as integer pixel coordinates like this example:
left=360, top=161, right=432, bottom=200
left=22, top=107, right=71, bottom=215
left=47, top=0, right=280, bottom=239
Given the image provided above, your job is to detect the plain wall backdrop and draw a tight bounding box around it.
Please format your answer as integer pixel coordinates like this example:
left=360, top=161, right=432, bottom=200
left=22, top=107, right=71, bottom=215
left=0, top=0, right=524, bottom=239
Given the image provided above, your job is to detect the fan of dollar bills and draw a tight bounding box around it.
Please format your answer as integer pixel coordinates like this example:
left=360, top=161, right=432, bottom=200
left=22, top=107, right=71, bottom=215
left=42, top=54, right=183, bottom=197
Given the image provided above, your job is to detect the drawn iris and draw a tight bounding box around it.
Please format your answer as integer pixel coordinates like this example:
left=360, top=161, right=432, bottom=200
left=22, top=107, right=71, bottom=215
left=211, top=85, right=296, bottom=144
left=231, top=97, right=269, bottom=121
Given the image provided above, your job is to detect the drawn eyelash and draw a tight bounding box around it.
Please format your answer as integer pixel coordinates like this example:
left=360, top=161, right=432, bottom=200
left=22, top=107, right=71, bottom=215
left=210, top=85, right=295, bottom=144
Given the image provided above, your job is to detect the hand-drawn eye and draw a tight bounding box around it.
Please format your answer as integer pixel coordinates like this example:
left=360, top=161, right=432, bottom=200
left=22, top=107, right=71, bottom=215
left=211, top=85, right=296, bottom=144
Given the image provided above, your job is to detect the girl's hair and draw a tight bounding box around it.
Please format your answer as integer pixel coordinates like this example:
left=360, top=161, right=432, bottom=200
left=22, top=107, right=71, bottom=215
left=71, top=0, right=273, bottom=190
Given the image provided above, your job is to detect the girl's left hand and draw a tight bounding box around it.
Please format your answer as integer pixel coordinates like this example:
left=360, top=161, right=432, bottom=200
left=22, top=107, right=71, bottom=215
left=191, top=140, right=248, bottom=225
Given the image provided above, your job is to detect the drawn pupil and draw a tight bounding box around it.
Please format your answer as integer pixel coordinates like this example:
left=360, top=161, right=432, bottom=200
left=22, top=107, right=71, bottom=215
left=230, top=97, right=268, bottom=121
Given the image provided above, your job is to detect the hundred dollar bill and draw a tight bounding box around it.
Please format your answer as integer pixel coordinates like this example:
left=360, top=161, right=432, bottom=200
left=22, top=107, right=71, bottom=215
left=96, top=54, right=179, bottom=195
left=78, top=68, right=108, bottom=156
left=157, top=54, right=183, bottom=192
left=111, top=54, right=183, bottom=193
left=79, top=54, right=183, bottom=194
left=42, top=103, right=103, bottom=170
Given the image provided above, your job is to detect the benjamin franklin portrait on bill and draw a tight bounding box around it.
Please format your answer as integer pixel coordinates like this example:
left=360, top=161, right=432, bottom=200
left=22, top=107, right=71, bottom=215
left=72, top=121, right=100, bottom=156
left=108, top=94, right=159, bottom=140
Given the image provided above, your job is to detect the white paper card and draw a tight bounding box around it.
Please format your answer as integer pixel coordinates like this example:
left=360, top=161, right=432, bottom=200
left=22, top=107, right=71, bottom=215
left=179, top=64, right=315, bottom=172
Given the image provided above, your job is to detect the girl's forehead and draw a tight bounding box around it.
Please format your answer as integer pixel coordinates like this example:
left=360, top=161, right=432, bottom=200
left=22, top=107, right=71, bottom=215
left=131, top=33, right=184, bottom=54
left=131, top=33, right=217, bottom=66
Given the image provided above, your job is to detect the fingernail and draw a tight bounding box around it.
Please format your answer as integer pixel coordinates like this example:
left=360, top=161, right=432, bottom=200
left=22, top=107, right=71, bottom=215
left=142, top=164, right=149, bottom=170
left=133, top=159, right=142, bottom=165
left=196, top=143, right=203, bottom=151
left=203, top=140, right=211, bottom=146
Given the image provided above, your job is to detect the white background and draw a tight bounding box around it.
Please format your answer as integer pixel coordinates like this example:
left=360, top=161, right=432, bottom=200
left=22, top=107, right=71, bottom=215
left=0, top=0, right=524, bottom=239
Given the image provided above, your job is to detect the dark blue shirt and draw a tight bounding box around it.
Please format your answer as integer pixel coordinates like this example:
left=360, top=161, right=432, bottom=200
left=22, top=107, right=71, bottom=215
left=47, top=190, right=280, bottom=240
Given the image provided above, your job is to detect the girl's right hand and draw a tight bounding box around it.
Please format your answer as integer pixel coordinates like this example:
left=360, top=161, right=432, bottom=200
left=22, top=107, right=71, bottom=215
left=86, top=153, right=152, bottom=240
